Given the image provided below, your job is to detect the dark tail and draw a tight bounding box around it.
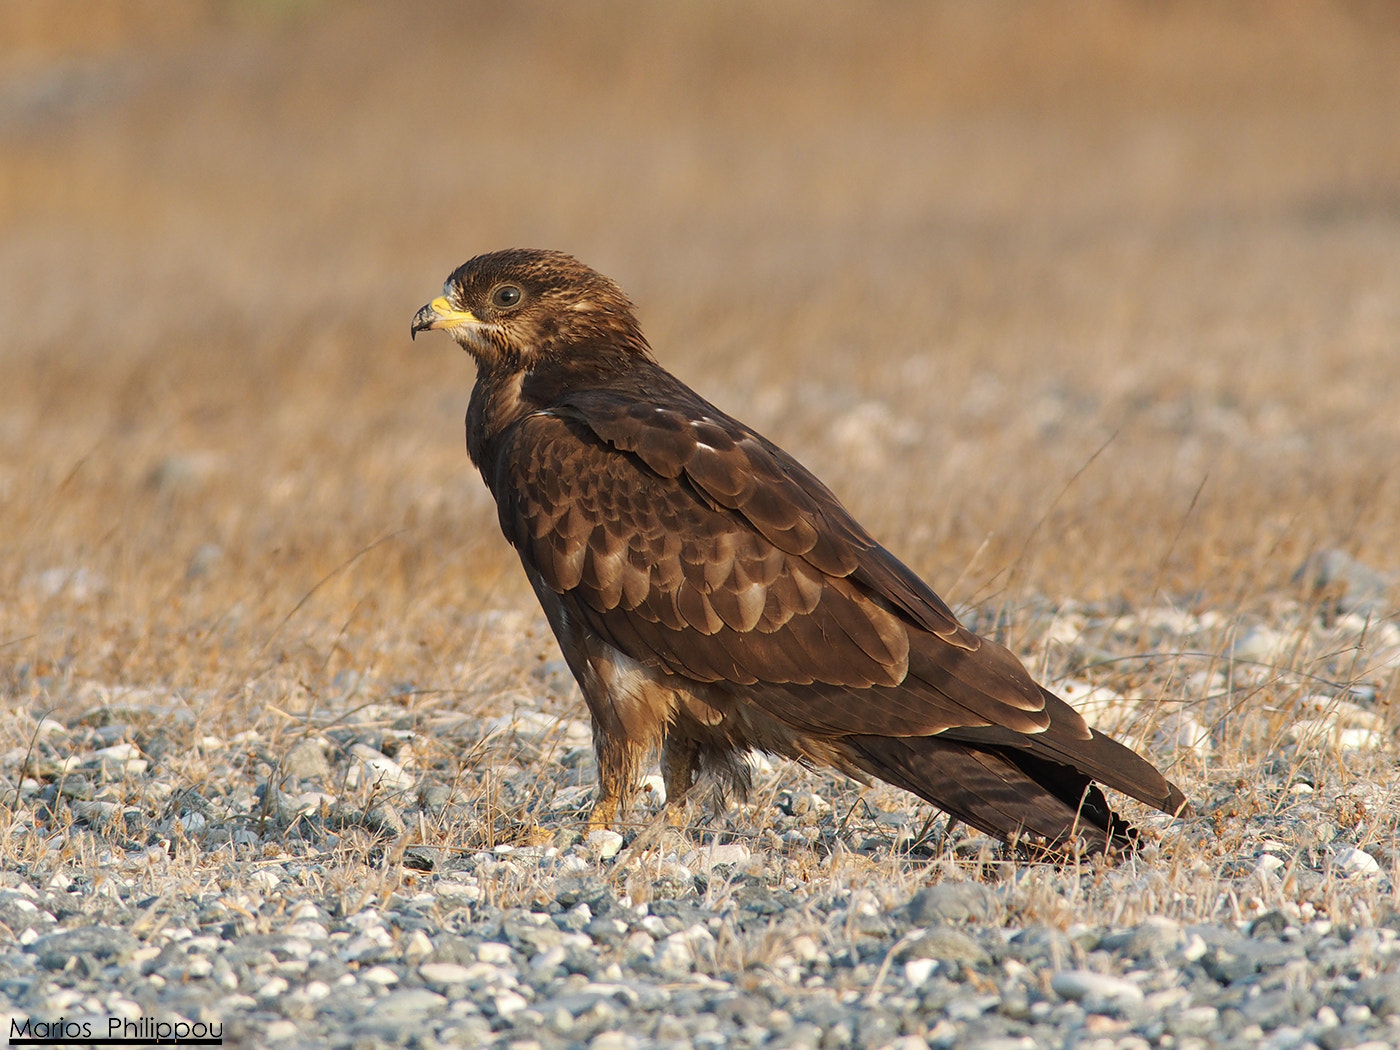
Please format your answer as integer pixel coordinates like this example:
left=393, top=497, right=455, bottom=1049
left=844, top=728, right=1189, bottom=856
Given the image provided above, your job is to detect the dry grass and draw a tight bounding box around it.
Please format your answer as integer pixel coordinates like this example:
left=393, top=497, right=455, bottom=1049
left=2, top=0, right=1400, bottom=928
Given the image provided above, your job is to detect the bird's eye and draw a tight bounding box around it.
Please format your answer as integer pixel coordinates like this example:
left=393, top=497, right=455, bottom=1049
left=491, top=284, right=524, bottom=310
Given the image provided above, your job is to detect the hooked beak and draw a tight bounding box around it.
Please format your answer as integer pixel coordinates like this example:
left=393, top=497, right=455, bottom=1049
left=411, top=297, right=479, bottom=340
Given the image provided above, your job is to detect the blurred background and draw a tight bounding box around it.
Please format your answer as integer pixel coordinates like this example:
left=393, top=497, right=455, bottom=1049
left=2, top=0, right=1398, bottom=710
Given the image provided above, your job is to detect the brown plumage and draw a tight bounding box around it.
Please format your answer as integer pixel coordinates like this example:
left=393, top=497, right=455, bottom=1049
left=412, top=248, right=1191, bottom=855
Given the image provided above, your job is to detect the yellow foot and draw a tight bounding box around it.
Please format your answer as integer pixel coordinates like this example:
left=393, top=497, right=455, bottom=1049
left=586, top=796, right=619, bottom=832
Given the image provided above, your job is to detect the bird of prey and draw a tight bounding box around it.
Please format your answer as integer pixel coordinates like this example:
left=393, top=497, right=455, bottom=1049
left=412, top=249, right=1190, bottom=855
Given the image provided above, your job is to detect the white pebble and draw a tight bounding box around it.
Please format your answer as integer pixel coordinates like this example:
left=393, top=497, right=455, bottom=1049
left=904, top=958, right=937, bottom=987
left=586, top=830, right=625, bottom=859
left=1232, top=624, right=1289, bottom=663
left=477, top=942, right=512, bottom=964
left=95, top=744, right=146, bottom=771
left=1333, top=847, right=1382, bottom=877
left=639, top=774, right=667, bottom=805
left=263, top=1020, right=300, bottom=1042
left=531, top=945, right=567, bottom=972
left=347, top=745, right=415, bottom=792
left=1051, top=970, right=1144, bottom=1007
left=419, top=962, right=473, bottom=985
left=434, top=880, right=482, bottom=902
left=402, top=929, right=433, bottom=962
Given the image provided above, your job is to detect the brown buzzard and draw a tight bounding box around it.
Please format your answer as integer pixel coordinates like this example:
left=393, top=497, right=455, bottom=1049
left=413, top=249, right=1190, bottom=855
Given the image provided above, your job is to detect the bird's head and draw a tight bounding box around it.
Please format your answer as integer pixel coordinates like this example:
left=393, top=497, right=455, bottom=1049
left=412, top=249, right=651, bottom=376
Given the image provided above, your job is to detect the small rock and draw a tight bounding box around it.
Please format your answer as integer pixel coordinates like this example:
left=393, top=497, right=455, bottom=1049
left=1256, top=854, right=1287, bottom=879
left=477, top=942, right=512, bottom=964
left=493, top=990, right=529, bottom=1017
left=361, top=802, right=406, bottom=836
left=1333, top=847, right=1382, bottom=878
left=944, top=994, right=999, bottom=1021
left=1123, top=917, right=1184, bottom=961
left=419, top=962, right=473, bottom=988
left=881, top=1038, right=932, bottom=1050
left=901, top=927, right=990, bottom=967
left=347, top=745, right=415, bottom=792
left=1059, top=679, right=1132, bottom=732
left=586, top=830, right=625, bottom=860
left=185, top=542, right=223, bottom=578
left=374, top=988, right=449, bottom=1018
left=638, top=774, right=667, bottom=805
left=784, top=790, right=830, bottom=818
left=1167, top=1005, right=1219, bottom=1038
left=1232, top=624, right=1289, bottom=663
left=147, top=452, right=222, bottom=493
left=1155, top=712, right=1213, bottom=759
left=34, top=566, right=108, bottom=600
left=30, top=927, right=140, bottom=970
left=903, top=958, right=937, bottom=987
left=283, top=739, right=332, bottom=780
left=1050, top=970, right=1144, bottom=1013
left=402, top=929, right=433, bottom=962
left=903, top=883, right=994, bottom=924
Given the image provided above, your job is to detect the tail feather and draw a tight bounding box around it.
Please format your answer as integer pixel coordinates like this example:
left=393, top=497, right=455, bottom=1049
left=844, top=731, right=1172, bottom=855
left=938, top=687, right=1192, bottom=817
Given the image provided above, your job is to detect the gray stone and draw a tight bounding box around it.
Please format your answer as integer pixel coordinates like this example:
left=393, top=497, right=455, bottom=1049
left=902, top=927, right=991, bottom=967
left=282, top=738, right=332, bottom=781
left=30, top=926, right=140, bottom=970
left=1167, top=1005, right=1219, bottom=1037
left=1007, top=926, right=1077, bottom=964
left=1050, top=970, right=1144, bottom=1014
left=903, top=883, right=995, bottom=924
left=1122, top=917, right=1185, bottom=961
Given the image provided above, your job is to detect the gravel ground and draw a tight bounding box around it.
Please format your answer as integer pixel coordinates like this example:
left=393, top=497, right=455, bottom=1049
left=6, top=852, right=1400, bottom=1050
left=3, top=580, right=1399, bottom=1049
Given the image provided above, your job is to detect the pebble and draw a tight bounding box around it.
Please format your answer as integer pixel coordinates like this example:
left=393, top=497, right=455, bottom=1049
left=346, top=744, right=415, bottom=792
left=283, top=738, right=332, bottom=780
left=586, top=830, right=626, bottom=859
left=903, top=883, right=994, bottom=924
left=902, top=926, right=990, bottom=967
left=8, top=599, right=1400, bottom=1050
left=1332, top=847, right=1382, bottom=877
left=1051, top=970, right=1145, bottom=1012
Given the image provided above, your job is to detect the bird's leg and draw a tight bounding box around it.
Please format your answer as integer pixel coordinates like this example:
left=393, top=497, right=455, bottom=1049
left=586, top=794, right=620, bottom=833
left=589, top=733, right=641, bottom=832
left=661, top=734, right=701, bottom=829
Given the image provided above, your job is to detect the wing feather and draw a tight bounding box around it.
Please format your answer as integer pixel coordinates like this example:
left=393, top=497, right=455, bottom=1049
left=492, top=387, right=1047, bottom=738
